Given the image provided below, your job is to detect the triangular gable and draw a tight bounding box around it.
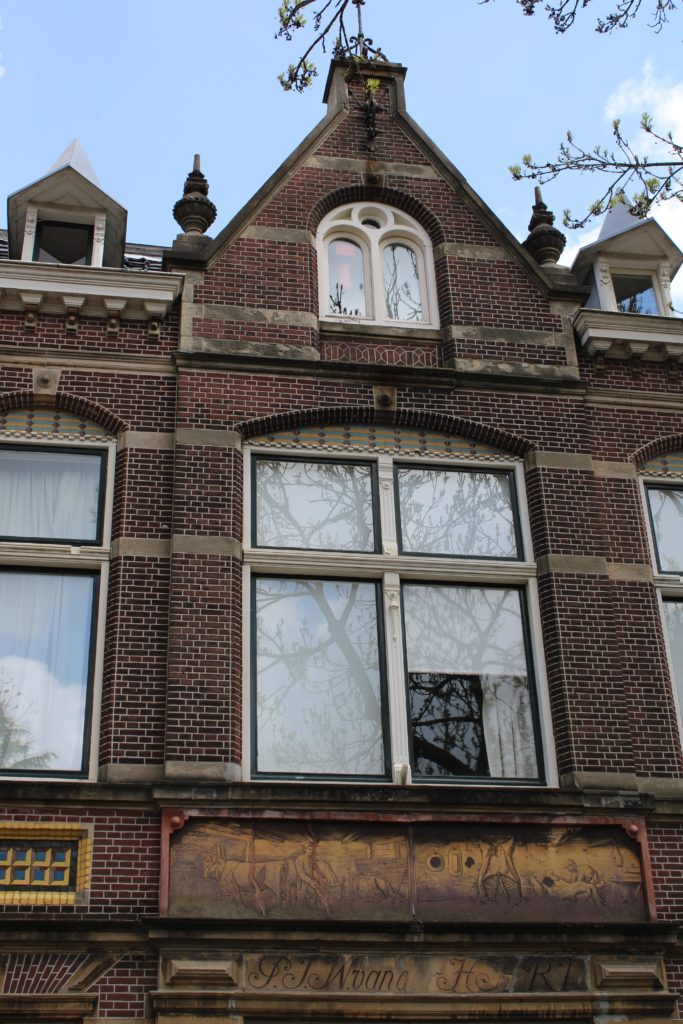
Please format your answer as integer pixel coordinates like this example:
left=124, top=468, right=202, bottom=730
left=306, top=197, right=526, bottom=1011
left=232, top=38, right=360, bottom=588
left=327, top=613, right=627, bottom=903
left=199, top=60, right=580, bottom=302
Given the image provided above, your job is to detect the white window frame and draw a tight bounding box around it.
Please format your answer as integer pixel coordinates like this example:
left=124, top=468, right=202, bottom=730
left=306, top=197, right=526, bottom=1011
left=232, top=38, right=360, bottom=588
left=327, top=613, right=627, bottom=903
left=641, top=474, right=683, bottom=754
left=242, top=444, right=556, bottom=787
left=592, top=257, right=673, bottom=317
left=0, top=433, right=115, bottom=781
left=22, top=202, right=107, bottom=268
left=318, top=202, right=439, bottom=328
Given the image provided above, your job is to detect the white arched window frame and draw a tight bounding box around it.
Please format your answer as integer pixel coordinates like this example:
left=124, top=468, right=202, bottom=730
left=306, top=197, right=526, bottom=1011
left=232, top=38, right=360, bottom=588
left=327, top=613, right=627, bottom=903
left=318, top=203, right=439, bottom=328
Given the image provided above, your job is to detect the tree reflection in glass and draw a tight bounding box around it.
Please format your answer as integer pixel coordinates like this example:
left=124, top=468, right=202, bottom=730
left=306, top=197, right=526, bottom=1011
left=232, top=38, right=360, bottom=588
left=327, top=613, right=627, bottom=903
left=663, top=600, right=683, bottom=713
left=384, top=243, right=422, bottom=321
left=328, top=239, right=366, bottom=316
left=255, top=459, right=376, bottom=551
left=648, top=487, right=683, bottom=572
left=403, top=584, right=538, bottom=780
left=397, top=467, right=518, bottom=557
left=255, top=578, right=385, bottom=776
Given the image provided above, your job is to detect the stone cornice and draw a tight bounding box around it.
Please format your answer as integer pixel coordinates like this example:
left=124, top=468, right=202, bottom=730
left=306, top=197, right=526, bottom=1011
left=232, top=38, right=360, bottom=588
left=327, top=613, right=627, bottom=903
left=0, top=260, right=183, bottom=320
left=574, top=307, right=683, bottom=362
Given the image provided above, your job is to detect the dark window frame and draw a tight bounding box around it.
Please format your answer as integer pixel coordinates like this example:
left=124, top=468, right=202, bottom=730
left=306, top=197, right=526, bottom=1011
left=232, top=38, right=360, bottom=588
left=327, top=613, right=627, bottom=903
left=393, top=462, right=524, bottom=561
left=0, top=564, right=100, bottom=779
left=646, top=482, right=683, bottom=575
left=251, top=454, right=382, bottom=554
left=400, top=579, right=544, bottom=786
left=0, top=443, right=107, bottom=546
left=250, top=573, right=392, bottom=782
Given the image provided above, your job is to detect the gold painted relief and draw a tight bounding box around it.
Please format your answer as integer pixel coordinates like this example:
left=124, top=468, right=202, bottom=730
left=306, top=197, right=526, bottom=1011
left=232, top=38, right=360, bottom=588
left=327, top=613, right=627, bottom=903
left=168, top=820, right=648, bottom=923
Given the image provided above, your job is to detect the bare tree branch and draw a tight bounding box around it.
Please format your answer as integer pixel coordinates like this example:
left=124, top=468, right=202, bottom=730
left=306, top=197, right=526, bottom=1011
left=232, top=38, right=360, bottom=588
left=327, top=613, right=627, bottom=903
left=480, top=0, right=678, bottom=33
left=509, top=115, right=683, bottom=228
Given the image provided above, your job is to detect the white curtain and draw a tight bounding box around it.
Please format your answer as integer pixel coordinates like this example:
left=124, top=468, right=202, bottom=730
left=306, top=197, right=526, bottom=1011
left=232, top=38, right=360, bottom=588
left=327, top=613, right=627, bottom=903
left=0, top=571, right=93, bottom=772
left=481, top=674, right=538, bottom=778
left=0, top=449, right=100, bottom=541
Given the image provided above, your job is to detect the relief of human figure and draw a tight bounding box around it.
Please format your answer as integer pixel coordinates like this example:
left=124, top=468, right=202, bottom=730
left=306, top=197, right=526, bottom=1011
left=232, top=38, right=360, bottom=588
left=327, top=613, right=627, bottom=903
left=477, top=838, right=521, bottom=902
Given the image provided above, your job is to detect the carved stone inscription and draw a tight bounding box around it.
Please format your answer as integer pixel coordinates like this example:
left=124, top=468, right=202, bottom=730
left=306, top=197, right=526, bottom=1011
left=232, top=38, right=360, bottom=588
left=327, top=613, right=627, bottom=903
left=168, top=820, right=647, bottom=922
left=245, top=954, right=588, bottom=994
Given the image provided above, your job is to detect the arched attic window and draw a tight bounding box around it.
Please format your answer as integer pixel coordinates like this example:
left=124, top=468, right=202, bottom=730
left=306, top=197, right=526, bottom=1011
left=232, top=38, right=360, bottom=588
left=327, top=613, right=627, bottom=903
left=318, top=203, right=438, bottom=328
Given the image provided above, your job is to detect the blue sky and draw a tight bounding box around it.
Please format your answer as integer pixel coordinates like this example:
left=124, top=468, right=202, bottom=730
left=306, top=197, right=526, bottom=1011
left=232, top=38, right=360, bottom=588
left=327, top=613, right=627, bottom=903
left=0, top=1, right=681, bottom=299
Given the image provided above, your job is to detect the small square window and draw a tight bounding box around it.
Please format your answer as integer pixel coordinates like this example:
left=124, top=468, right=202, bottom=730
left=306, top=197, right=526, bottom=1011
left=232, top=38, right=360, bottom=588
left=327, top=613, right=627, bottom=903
left=612, top=273, right=660, bottom=316
left=34, top=221, right=93, bottom=266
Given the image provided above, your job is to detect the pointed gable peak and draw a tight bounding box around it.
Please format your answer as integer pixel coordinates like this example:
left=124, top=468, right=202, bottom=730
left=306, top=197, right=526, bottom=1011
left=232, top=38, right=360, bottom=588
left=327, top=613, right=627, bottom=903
left=597, top=197, right=641, bottom=242
left=47, top=139, right=101, bottom=188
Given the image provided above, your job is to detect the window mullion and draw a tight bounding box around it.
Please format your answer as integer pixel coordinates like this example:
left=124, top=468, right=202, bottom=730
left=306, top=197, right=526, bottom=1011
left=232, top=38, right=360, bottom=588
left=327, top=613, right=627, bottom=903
left=377, top=455, right=397, bottom=555
left=382, top=571, right=412, bottom=783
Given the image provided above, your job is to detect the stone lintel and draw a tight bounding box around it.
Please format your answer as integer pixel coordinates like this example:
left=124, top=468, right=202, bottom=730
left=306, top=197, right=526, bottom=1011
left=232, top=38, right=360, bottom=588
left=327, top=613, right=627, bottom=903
left=305, top=155, right=440, bottom=179
left=538, top=555, right=652, bottom=581
left=561, top=771, right=640, bottom=793
left=183, top=336, right=320, bottom=361
left=322, top=319, right=441, bottom=343
left=435, top=242, right=511, bottom=262
left=445, top=324, right=569, bottom=348
left=118, top=430, right=175, bottom=451
left=607, top=562, right=654, bottom=583
left=241, top=225, right=315, bottom=246
left=176, top=428, right=241, bottom=449
left=195, top=302, right=318, bottom=330
left=525, top=452, right=594, bottom=472
left=164, top=761, right=242, bottom=782
left=593, top=460, right=638, bottom=479
left=525, top=452, right=638, bottom=479
left=98, top=763, right=164, bottom=783
left=111, top=538, right=171, bottom=559
left=447, top=357, right=581, bottom=382
left=172, top=536, right=242, bottom=557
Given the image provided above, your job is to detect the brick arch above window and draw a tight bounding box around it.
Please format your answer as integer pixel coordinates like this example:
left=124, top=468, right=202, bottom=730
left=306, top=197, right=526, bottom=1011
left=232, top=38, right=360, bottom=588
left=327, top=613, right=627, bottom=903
left=237, top=406, right=534, bottom=458
left=308, top=186, right=444, bottom=246
left=634, top=435, right=683, bottom=469
left=0, top=390, right=127, bottom=438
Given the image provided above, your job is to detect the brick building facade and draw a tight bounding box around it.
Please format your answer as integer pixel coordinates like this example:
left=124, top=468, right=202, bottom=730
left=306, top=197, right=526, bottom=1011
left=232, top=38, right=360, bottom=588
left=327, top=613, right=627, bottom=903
left=1, top=58, right=683, bottom=1024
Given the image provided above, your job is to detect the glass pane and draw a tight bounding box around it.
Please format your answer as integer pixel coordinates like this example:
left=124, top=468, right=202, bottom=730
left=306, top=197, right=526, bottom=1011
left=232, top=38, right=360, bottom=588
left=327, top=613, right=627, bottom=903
left=612, top=273, right=660, bottom=315
left=648, top=487, right=683, bottom=572
left=328, top=238, right=366, bottom=316
left=255, top=459, right=376, bottom=551
left=254, top=578, right=385, bottom=776
left=0, top=448, right=102, bottom=542
left=663, top=601, right=683, bottom=715
left=397, top=466, right=518, bottom=557
left=403, top=584, right=538, bottom=780
left=36, top=222, right=92, bottom=266
left=384, top=243, right=423, bottom=321
left=0, top=571, right=94, bottom=773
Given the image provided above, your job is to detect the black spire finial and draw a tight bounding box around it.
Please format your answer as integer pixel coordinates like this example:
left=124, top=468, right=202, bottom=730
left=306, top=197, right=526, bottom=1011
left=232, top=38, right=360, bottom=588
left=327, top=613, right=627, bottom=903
left=173, top=154, right=217, bottom=236
left=522, top=186, right=566, bottom=266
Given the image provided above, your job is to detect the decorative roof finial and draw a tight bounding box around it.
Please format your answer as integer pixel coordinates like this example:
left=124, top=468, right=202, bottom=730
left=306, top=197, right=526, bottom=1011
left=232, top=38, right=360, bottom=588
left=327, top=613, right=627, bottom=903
left=173, top=154, right=217, bottom=236
left=522, top=186, right=566, bottom=266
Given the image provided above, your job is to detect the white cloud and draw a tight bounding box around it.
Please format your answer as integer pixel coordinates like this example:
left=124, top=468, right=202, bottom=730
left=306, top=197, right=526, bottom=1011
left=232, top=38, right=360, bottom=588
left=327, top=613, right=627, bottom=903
left=604, top=62, right=683, bottom=310
left=0, top=655, right=87, bottom=771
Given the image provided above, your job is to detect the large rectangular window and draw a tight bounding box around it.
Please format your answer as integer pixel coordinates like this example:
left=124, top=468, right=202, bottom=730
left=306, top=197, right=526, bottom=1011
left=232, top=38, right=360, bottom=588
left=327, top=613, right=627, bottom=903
left=0, top=570, right=97, bottom=774
left=0, top=439, right=111, bottom=779
left=0, top=446, right=105, bottom=544
left=248, top=450, right=546, bottom=785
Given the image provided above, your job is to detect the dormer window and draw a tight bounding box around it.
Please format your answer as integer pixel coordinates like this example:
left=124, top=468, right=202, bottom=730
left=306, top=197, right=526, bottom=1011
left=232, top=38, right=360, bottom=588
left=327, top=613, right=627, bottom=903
left=612, top=272, right=660, bottom=316
left=318, top=203, right=438, bottom=328
left=34, top=220, right=93, bottom=266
